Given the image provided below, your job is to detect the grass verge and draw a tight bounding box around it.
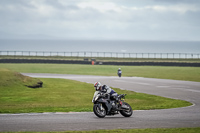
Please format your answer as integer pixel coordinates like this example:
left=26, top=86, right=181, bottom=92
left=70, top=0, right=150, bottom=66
left=0, top=68, right=192, bottom=113
left=1, top=127, right=200, bottom=133
left=0, top=63, right=200, bottom=82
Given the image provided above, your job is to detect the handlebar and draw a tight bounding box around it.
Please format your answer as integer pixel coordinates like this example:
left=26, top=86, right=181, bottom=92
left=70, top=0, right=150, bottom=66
left=118, top=94, right=126, bottom=99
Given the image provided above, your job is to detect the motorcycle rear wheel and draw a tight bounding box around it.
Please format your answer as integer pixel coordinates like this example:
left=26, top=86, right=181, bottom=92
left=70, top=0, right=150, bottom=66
left=93, top=104, right=106, bottom=118
left=120, top=102, right=133, bottom=117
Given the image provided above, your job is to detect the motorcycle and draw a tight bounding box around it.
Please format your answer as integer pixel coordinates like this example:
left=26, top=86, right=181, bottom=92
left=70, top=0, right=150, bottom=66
left=118, top=72, right=121, bottom=77
left=92, top=93, right=133, bottom=118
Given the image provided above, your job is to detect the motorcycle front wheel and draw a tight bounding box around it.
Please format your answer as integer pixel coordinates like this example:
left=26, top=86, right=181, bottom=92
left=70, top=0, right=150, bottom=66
left=120, top=102, right=133, bottom=117
left=93, top=104, right=106, bottom=118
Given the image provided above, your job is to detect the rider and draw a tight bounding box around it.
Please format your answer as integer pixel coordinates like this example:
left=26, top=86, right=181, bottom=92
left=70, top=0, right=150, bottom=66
left=118, top=68, right=122, bottom=77
left=92, top=82, right=118, bottom=102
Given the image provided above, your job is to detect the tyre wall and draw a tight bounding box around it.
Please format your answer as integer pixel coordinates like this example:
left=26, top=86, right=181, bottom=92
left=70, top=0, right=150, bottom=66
left=0, top=59, right=200, bottom=67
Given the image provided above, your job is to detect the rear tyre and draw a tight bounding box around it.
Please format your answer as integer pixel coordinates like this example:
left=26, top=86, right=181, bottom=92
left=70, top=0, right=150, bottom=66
left=93, top=104, right=106, bottom=118
left=120, top=102, right=133, bottom=117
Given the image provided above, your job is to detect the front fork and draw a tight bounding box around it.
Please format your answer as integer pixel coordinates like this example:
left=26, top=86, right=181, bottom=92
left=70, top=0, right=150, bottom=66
left=100, top=104, right=103, bottom=110
left=97, top=104, right=104, bottom=111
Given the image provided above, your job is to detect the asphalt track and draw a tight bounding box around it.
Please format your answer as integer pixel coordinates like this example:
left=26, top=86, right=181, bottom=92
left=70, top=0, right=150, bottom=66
left=0, top=73, right=200, bottom=132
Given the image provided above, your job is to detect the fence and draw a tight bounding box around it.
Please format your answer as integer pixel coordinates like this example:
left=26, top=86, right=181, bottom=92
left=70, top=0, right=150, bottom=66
left=0, top=51, right=200, bottom=59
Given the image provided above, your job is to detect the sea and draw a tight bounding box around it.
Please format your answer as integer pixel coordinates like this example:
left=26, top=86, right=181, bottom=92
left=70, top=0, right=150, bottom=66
left=0, top=40, right=200, bottom=58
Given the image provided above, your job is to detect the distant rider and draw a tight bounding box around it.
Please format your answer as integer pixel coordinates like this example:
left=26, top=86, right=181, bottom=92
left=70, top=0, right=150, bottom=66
left=92, top=82, right=118, bottom=102
left=118, top=68, right=122, bottom=77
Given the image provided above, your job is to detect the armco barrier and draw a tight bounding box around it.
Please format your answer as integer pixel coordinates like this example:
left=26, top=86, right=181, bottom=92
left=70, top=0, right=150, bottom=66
left=0, top=59, right=200, bottom=67
left=99, top=61, right=200, bottom=67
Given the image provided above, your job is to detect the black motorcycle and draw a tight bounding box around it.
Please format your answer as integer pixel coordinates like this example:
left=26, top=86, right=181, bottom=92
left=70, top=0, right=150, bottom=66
left=93, top=93, right=133, bottom=118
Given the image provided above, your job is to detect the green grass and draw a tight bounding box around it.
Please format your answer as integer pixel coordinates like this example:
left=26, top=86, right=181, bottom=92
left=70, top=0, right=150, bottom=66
left=0, top=78, right=93, bottom=113
left=0, top=68, right=192, bottom=113
left=1, top=127, right=200, bottom=133
left=0, top=63, right=200, bottom=82
left=0, top=68, right=42, bottom=88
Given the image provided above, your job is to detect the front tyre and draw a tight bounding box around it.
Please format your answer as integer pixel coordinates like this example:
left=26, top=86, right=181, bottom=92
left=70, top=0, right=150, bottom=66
left=93, top=104, right=106, bottom=118
left=120, top=102, right=133, bottom=117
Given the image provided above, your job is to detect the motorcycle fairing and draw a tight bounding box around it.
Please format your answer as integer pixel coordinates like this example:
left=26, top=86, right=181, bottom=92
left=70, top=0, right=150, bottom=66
left=96, top=98, right=112, bottom=113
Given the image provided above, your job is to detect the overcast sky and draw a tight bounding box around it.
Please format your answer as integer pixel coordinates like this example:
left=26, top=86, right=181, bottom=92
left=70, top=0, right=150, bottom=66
left=0, top=0, right=200, bottom=41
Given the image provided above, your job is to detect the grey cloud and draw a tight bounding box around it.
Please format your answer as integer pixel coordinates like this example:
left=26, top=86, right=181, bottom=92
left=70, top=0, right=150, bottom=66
left=0, top=0, right=36, bottom=8
left=0, top=0, right=200, bottom=40
left=185, top=11, right=200, bottom=26
left=45, top=0, right=66, bottom=9
left=44, top=0, right=80, bottom=11
left=154, top=0, right=200, bottom=4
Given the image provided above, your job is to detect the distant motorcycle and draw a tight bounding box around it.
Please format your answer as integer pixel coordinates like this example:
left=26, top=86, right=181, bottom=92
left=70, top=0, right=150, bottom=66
left=118, top=68, right=122, bottom=77
left=93, top=93, right=133, bottom=118
left=118, top=72, right=121, bottom=77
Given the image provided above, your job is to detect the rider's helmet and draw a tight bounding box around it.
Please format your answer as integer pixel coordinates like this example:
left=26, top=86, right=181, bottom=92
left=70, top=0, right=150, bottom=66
left=118, top=68, right=121, bottom=70
left=94, top=82, right=101, bottom=91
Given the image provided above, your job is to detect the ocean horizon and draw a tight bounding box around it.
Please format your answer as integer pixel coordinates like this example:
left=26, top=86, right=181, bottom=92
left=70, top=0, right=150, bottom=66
left=1, top=39, right=200, bottom=53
